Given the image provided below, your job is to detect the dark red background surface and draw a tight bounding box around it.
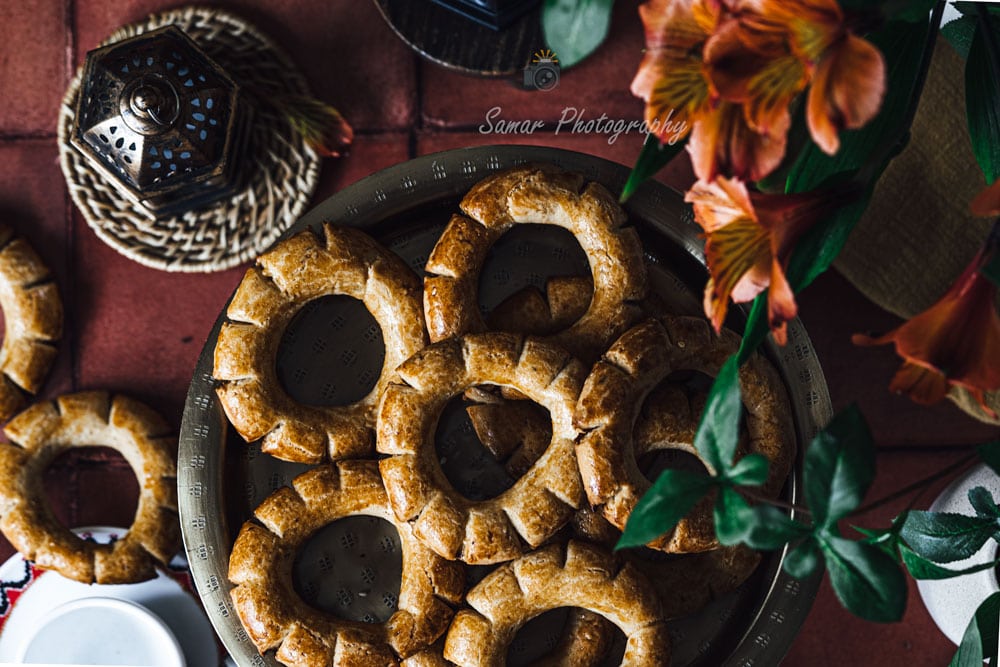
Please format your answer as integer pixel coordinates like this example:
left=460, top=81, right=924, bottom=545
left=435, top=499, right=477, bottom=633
left=0, top=1, right=997, bottom=664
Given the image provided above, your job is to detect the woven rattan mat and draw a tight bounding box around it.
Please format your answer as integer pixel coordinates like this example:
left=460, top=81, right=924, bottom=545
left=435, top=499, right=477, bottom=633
left=58, top=6, right=321, bottom=273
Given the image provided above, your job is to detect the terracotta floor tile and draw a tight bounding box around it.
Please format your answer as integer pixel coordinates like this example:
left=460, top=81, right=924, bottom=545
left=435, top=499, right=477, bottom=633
left=421, top=0, right=646, bottom=129
left=72, top=208, right=245, bottom=427
left=74, top=0, right=418, bottom=131
left=0, top=0, right=68, bottom=135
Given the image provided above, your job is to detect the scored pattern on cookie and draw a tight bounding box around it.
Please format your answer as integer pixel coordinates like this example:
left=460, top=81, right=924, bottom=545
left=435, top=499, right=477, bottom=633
left=442, top=541, right=671, bottom=667
left=0, top=225, right=63, bottom=423
left=574, top=316, right=796, bottom=552
left=377, top=332, right=586, bottom=565
left=213, top=224, right=427, bottom=464
left=0, top=391, right=179, bottom=584
left=228, top=460, right=464, bottom=665
left=423, top=165, right=647, bottom=363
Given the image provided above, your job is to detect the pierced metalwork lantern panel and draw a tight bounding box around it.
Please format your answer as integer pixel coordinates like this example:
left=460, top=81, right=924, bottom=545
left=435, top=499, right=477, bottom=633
left=71, top=25, right=251, bottom=215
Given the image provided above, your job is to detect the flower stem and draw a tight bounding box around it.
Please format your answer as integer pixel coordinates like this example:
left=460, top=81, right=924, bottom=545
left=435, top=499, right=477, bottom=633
left=849, top=451, right=980, bottom=517
left=737, top=486, right=812, bottom=518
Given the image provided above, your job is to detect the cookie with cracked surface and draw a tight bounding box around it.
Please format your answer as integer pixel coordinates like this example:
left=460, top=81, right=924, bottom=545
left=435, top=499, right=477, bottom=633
left=574, top=316, right=795, bottom=552
left=442, top=540, right=670, bottom=667
left=424, top=165, right=645, bottom=363
left=228, top=461, right=464, bottom=666
left=0, top=391, right=178, bottom=584
left=214, top=224, right=426, bottom=464
left=0, top=225, right=63, bottom=422
left=377, top=332, right=586, bottom=565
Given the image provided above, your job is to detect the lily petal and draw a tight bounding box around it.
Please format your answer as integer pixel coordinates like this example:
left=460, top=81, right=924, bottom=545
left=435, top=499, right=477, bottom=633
left=688, top=103, right=787, bottom=181
left=806, top=33, right=885, bottom=155
left=685, top=176, right=756, bottom=231
left=766, top=257, right=797, bottom=345
left=632, top=56, right=711, bottom=143
left=853, top=248, right=1000, bottom=411
left=702, top=218, right=771, bottom=331
left=971, top=179, right=1000, bottom=217
left=889, top=362, right=951, bottom=407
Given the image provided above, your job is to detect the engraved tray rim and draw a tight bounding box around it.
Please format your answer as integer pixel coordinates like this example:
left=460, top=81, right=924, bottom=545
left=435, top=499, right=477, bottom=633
left=178, top=144, right=831, bottom=666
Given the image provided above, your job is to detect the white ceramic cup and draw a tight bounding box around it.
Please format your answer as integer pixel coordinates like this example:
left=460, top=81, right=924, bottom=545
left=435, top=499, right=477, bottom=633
left=16, top=596, right=186, bottom=666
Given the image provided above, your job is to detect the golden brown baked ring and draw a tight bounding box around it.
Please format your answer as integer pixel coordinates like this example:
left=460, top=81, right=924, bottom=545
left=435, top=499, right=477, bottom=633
left=0, top=225, right=62, bottom=422
left=465, top=399, right=551, bottom=479
left=424, top=165, right=646, bottom=363
left=442, top=541, right=670, bottom=667
left=574, top=316, right=795, bottom=552
left=377, top=332, right=587, bottom=565
left=486, top=275, right=593, bottom=336
left=0, top=391, right=179, bottom=584
left=570, top=508, right=761, bottom=619
left=214, top=224, right=426, bottom=464
left=228, top=461, right=464, bottom=666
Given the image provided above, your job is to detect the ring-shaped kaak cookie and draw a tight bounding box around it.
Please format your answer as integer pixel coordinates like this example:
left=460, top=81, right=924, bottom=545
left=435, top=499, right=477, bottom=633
left=228, top=460, right=464, bottom=666
left=377, top=332, right=586, bottom=564
left=574, top=316, right=795, bottom=552
left=570, top=508, right=761, bottom=620
left=0, top=391, right=179, bottom=584
left=0, top=225, right=63, bottom=422
left=442, top=541, right=670, bottom=667
left=214, top=224, right=427, bottom=463
left=423, top=165, right=646, bottom=363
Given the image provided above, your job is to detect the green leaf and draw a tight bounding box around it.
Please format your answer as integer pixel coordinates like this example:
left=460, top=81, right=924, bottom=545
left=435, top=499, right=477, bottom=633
left=803, top=405, right=877, bottom=529
left=784, top=538, right=822, bottom=579
left=950, top=591, right=1000, bottom=667
left=901, top=543, right=1000, bottom=580
left=620, top=133, right=688, bottom=202
left=819, top=533, right=908, bottom=623
left=881, top=0, right=937, bottom=23
left=900, top=511, right=999, bottom=563
left=966, top=11, right=1000, bottom=183
left=541, top=0, right=614, bottom=70
left=968, top=486, right=1000, bottom=518
left=714, top=486, right=812, bottom=549
left=692, top=355, right=742, bottom=476
left=785, top=18, right=934, bottom=194
left=617, top=469, right=716, bottom=550
left=942, top=15, right=977, bottom=59
left=977, top=441, right=1000, bottom=475
left=728, top=453, right=770, bottom=487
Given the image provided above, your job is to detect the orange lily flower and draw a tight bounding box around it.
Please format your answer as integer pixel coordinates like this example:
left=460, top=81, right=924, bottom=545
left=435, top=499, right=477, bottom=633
left=685, top=176, right=835, bottom=344
left=705, top=0, right=885, bottom=155
left=688, top=99, right=788, bottom=182
left=971, top=179, right=1000, bottom=217
left=853, top=244, right=1000, bottom=416
left=631, top=0, right=723, bottom=144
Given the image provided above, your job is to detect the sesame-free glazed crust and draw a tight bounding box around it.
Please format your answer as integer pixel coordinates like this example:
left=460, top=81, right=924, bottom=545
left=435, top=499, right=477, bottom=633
left=424, top=165, right=645, bottom=363
left=0, top=391, right=178, bottom=584
left=443, top=541, right=670, bottom=667
left=214, top=224, right=427, bottom=464
left=574, top=316, right=795, bottom=552
left=377, top=332, right=586, bottom=565
left=228, top=461, right=464, bottom=666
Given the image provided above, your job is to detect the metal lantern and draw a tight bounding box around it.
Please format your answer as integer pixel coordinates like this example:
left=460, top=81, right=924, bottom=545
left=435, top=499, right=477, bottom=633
left=71, top=25, right=251, bottom=215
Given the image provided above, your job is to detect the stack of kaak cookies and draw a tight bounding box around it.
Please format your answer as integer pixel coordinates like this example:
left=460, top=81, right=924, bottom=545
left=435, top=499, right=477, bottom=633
left=214, top=164, right=795, bottom=667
